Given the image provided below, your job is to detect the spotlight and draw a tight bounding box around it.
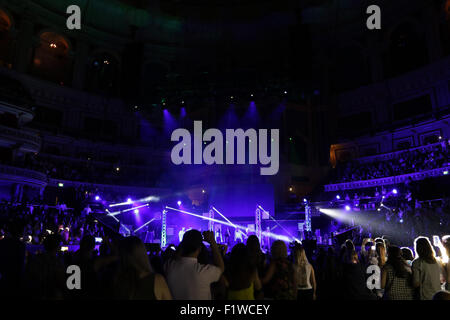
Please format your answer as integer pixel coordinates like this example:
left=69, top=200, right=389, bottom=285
left=116, top=167, right=120, bottom=172
left=95, top=196, right=100, bottom=201
left=444, top=170, right=449, bottom=175
left=336, top=195, right=340, bottom=200
left=127, top=198, right=132, bottom=204
left=58, top=183, right=64, bottom=188
left=134, top=209, right=139, bottom=214
left=202, top=189, right=206, bottom=194
left=250, top=94, right=254, bottom=97
left=345, top=205, right=351, bottom=211
left=181, top=100, right=185, bottom=104
left=392, top=189, right=398, bottom=194
left=303, top=198, right=307, bottom=203
left=283, top=91, right=287, bottom=94
left=377, top=208, right=381, bottom=212
left=399, top=219, right=404, bottom=223
left=289, top=187, right=293, bottom=192
left=177, top=200, right=182, bottom=206
left=49, top=43, right=57, bottom=48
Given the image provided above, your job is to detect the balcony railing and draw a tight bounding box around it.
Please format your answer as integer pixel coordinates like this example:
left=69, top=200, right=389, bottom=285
left=324, top=166, right=450, bottom=192
left=0, top=164, right=47, bottom=186
left=0, top=124, right=41, bottom=151
left=358, top=141, right=447, bottom=164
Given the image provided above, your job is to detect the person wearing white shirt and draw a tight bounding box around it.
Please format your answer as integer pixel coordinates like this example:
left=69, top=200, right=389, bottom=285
left=412, top=237, right=442, bottom=300
left=165, top=229, right=224, bottom=300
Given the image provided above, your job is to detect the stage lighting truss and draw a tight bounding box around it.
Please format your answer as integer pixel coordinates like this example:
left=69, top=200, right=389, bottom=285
left=255, top=206, right=262, bottom=242
left=161, top=209, right=167, bottom=248
left=208, top=208, right=214, bottom=232
left=304, top=203, right=312, bottom=232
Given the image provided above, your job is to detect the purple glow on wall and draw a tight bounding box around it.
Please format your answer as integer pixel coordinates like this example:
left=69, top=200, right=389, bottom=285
left=208, top=184, right=274, bottom=218
left=163, top=109, right=178, bottom=135
left=242, top=101, right=260, bottom=128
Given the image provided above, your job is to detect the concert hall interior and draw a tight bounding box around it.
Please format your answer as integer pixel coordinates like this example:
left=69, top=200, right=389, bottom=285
left=0, top=0, right=450, bottom=301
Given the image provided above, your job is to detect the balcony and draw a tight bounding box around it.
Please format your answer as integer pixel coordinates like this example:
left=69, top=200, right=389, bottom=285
left=0, top=124, right=41, bottom=153
left=0, top=164, right=47, bottom=187
left=324, top=166, right=450, bottom=192
left=0, top=72, right=35, bottom=124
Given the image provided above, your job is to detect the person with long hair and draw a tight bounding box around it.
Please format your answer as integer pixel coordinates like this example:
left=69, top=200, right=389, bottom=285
left=225, top=243, right=263, bottom=300
left=381, top=246, right=414, bottom=300
left=401, top=247, right=414, bottom=266
left=440, top=235, right=450, bottom=291
left=261, top=240, right=297, bottom=300
left=412, top=236, right=442, bottom=300
left=113, top=236, right=172, bottom=300
left=292, top=245, right=316, bottom=301
left=246, top=235, right=266, bottom=278
left=375, top=241, right=387, bottom=268
left=342, top=249, right=377, bottom=300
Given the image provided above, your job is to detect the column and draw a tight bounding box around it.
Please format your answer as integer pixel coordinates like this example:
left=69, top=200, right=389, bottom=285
left=367, top=35, right=384, bottom=83
left=72, top=39, right=89, bottom=90
left=424, top=6, right=443, bottom=62
left=14, top=15, right=35, bottom=73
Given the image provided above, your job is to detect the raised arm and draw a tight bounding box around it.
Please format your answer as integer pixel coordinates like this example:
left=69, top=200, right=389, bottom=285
left=154, top=273, right=172, bottom=300
left=203, top=231, right=225, bottom=272
left=261, top=262, right=276, bottom=285
left=253, top=270, right=264, bottom=300
left=310, top=266, right=317, bottom=300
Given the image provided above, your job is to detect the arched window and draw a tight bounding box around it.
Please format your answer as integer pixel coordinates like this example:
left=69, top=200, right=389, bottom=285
left=86, top=52, right=120, bottom=95
left=0, top=9, right=13, bottom=67
left=385, top=23, right=427, bottom=78
left=31, top=32, right=73, bottom=85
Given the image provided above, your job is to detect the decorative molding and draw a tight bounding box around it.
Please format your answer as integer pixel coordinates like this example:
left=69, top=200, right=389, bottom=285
left=0, top=164, right=47, bottom=187
left=0, top=124, right=41, bottom=152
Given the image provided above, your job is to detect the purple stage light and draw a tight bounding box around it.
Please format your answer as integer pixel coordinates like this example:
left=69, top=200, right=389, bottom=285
left=345, top=205, right=351, bottom=211
left=95, top=195, right=100, bottom=201
left=177, top=200, right=182, bottom=206
left=336, top=195, right=340, bottom=200
left=134, top=209, right=139, bottom=214
left=392, top=189, right=398, bottom=194
left=127, top=198, right=132, bottom=203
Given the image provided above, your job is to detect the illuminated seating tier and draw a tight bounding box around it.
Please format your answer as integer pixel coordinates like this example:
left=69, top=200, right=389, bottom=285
left=324, top=166, right=450, bottom=191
